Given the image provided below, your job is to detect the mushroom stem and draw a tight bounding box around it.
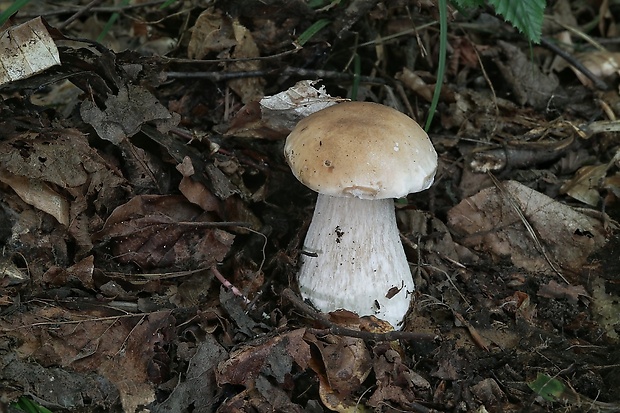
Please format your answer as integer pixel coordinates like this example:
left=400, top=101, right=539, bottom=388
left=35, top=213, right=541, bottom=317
left=298, top=194, right=414, bottom=328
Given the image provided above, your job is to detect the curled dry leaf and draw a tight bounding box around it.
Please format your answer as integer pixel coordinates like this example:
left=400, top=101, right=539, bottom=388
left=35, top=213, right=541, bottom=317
left=559, top=148, right=620, bottom=206
left=226, top=80, right=344, bottom=139
left=0, top=129, right=127, bottom=235
left=495, top=41, right=559, bottom=108
left=305, top=332, right=372, bottom=411
left=396, top=67, right=433, bottom=102
left=572, top=51, right=620, bottom=86
left=447, top=180, right=608, bottom=274
left=42, top=255, right=95, bottom=289
left=0, top=170, right=70, bottom=226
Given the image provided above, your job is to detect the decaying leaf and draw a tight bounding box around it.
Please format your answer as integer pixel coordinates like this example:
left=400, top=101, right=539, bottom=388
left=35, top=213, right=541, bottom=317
left=537, top=280, right=589, bottom=304
left=447, top=180, right=608, bottom=274
left=306, top=332, right=372, bottom=411
left=494, top=40, right=559, bottom=108
left=152, top=334, right=227, bottom=412
left=572, top=51, right=620, bottom=86
left=42, top=255, right=95, bottom=289
left=0, top=17, right=60, bottom=85
left=94, top=195, right=235, bottom=269
left=216, top=328, right=311, bottom=386
left=187, top=8, right=237, bottom=59
left=228, top=19, right=265, bottom=103
left=80, top=84, right=178, bottom=145
left=0, top=170, right=70, bottom=226
left=0, top=128, right=127, bottom=249
left=590, top=275, right=620, bottom=341
left=560, top=148, right=620, bottom=205
left=396, top=67, right=433, bottom=102
left=226, top=80, right=343, bottom=139
left=0, top=307, right=175, bottom=412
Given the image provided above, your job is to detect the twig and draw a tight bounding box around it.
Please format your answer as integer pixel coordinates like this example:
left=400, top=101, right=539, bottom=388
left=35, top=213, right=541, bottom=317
left=282, top=288, right=439, bottom=342
left=540, top=37, right=610, bottom=91
left=58, top=0, right=105, bottom=30
left=163, top=45, right=302, bottom=64
left=20, top=0, right=166, bottom=18
left=165, top=66, right=387, bottom=84
left=211, top=266, right=251, bottom=305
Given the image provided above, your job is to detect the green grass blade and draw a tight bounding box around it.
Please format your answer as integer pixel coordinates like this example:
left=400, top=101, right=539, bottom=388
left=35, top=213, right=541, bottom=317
left=296, top=19, right=330, bottom=46
left=350, top=53, right=360, bottom=100
left=424, top=0, right=448, bottom=131
left=96, top=0, right=130, bottom=43
left=0, top=0, right=31, bottom=26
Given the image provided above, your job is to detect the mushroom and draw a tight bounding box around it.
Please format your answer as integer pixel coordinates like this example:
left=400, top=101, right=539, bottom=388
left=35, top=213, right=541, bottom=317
left=284, top=101, right=438, bottom=328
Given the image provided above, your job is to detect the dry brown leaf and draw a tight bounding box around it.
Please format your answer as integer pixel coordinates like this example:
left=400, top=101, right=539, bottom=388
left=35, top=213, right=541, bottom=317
left=305, top=332, right=372, bottom=410
left=537, top=280, right=589, bottom=304
left=447, top=180, right=608, bottom=274
left=42, top=255, right=95, bottom=289
left=396, top=67, right=433, bottom=102
left=227, top=19, right=265, bottom=103
left=80, top=84, right=178, bottom=145
left=216, top=328, right=311, bottom=386
left=187, top=8, right=236, bottom=59
left=0, top=170, right=70, bottom=226
left=0, top=17, right=60, bottom=84
left=367, top=343, right=422, bottom=409
left=1, top=307, right=174, bottom=412
left=560, top=164, right=608, bottom=206
left=572, top=51, right=620, bottom=86
left=177, top=156, right=221, bottom=212
left=94, top=195, right=234, bottom=269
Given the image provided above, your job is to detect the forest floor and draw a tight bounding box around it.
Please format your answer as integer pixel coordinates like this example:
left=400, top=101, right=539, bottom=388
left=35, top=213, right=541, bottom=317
left=0, top=1, right=619, bottom=412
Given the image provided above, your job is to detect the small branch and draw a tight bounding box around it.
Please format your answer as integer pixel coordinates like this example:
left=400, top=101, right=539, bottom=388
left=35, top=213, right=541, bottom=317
left=282, top=288, right=439, bottom=342
left=211, top=267, right=250, bottom=305
left=540, top=37, right=611, bottom=91
left=165, top=67, right=387, bottom=84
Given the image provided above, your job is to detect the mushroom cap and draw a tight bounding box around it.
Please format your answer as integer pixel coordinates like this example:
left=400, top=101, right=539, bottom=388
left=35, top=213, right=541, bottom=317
left=284, top=101, right=437, bottom=199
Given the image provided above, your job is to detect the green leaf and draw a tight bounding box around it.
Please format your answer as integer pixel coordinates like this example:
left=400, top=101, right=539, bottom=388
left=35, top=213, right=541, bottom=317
left=11, top=396, right=54, bottom=413
left=528, top=373, right=566, bottom=401
left=488, top=0, right=545, bottom=43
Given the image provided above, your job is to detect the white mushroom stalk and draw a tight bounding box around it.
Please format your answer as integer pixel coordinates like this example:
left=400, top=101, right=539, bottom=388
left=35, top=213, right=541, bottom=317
left=298, top=194, right=413, bottom=327
left=284, top=101, right=437, bottom=329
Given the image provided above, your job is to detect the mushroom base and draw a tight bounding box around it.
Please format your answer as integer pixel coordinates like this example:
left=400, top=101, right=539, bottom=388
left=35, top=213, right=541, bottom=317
left=297, top=194, right=414, bottom=329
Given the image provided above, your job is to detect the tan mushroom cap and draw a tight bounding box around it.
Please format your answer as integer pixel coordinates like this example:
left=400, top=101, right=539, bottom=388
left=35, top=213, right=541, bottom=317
left=284, top=101, right=437, bottom=199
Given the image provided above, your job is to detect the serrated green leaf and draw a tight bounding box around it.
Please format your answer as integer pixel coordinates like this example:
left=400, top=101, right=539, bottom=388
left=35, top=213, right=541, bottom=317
left=527, top=373, right=566, bottom=401
left=488, top=0, right=545, bottom=43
